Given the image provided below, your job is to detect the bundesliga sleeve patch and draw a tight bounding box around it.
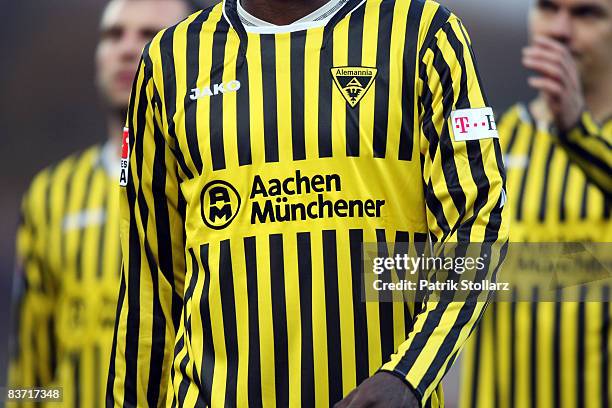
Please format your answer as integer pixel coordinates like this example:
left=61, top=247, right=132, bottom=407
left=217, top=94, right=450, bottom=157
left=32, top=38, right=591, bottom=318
left=119, top=127, right=130, bottom=187
left=450, top=107, right=499, bottom=142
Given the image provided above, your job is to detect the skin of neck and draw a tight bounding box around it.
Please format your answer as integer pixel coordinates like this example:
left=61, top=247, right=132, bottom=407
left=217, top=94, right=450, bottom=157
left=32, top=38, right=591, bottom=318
left=107, top=111, right=124, bottom=157
left=241, top=0, right=331, bottom=25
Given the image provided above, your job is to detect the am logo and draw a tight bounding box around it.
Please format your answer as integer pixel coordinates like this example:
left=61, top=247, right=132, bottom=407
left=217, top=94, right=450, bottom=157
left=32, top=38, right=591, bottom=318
left=201, top=180, right=241, bottom=230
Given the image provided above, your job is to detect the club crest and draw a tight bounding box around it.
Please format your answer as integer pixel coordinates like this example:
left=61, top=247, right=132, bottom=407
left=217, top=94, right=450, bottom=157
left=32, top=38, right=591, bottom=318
left=331, top=66, right=377, bottom=108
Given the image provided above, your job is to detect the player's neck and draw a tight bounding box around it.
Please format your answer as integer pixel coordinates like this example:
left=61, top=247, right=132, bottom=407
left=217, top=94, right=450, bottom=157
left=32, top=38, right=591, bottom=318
left=583, top=74, right=612, bottom=123
left=241, top=0, right=330, bottom=25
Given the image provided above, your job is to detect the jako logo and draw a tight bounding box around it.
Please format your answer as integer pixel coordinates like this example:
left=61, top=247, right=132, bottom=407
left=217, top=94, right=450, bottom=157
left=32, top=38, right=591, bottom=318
left=201, top=181, right=241, bottom=230
left=190, top=80, right=241, bottom=100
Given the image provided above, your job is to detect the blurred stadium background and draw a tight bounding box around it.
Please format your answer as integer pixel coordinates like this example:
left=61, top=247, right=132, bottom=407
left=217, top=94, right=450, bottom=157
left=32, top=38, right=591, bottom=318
left=0, top=0, right=533, bottom=405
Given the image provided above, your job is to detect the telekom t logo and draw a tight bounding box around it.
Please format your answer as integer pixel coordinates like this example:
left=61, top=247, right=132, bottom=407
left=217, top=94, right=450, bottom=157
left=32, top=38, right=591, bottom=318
left=454, top=115, right=497, bottom=134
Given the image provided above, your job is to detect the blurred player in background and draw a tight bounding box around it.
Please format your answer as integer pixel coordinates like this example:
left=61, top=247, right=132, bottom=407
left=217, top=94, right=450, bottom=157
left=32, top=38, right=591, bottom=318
left=461, top=0, right=611, bottom=406
left=7, top=0, right=195, bottom=406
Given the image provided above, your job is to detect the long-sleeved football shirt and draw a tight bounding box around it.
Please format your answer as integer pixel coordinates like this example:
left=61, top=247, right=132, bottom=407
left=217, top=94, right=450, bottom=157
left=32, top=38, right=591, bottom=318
left=107, top=1, right=509, bottom=407
left=9, top=143, right=121, bottom=408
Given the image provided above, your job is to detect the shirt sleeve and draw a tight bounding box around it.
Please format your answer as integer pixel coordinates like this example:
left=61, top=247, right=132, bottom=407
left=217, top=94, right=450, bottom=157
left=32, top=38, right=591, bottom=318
left=557, top=112, right=612, bottom=196
left=8, top=173, right=57, bottom=408
left=106, top=44, right=186, bottom=408
left=380, top=15, right=509, bottom=406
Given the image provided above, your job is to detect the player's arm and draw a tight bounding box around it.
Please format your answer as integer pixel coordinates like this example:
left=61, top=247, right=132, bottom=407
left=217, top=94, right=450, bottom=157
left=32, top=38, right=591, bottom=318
left=8, top=173, right=57, bottom=407
left=556, top=112, right=612, bottom=195
left=524, top=36, right=612, bottom=195
left=106, top=42, right=186, bottom=408
left=381, top=15, right=508, bottom=406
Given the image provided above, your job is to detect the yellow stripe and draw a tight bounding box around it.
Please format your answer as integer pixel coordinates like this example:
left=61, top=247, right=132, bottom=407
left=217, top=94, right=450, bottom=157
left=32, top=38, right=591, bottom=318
left=311, top=230, right=329, bottom=406
left=386, top=1, right=410, bottom=160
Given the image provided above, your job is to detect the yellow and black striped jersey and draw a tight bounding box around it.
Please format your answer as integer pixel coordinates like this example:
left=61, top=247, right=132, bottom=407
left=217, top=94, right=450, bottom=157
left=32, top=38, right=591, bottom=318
left=460, top=105, right=612, bottom=408
left=107, top=1, right=509, bottom=407
left=9, top=143, right=121, bottom=408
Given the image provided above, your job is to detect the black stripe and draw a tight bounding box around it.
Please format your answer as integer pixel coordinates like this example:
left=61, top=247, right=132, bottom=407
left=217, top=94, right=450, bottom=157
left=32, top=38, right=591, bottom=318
left=236, top=47, right=252, bottom=166
left=538, top=144, right=556, bottom=221
left=375, top=230, right=395, bottom=363
left=318, top=32, right=334, bottom=158
left=323, top=230, right=343, bottom=403
left=399, top=0, right=425, bottom=161
left=516, top=129, right=536, bottom=221
left=184, top=12, right=210, bottom=175
left=553, top=286, right=562, bottom=408
left=297, top=232, right=315, bottom=406
left=469, top=321, right=484, bottom=408
left=601, top=286, right=609, bottom=408
left=504, top=115, right=521, bottom=155
left=200, top=244, right=215, bottom=404
left=209, top=19, right=230, bottom=171
left=290, top=32, right=307, bottom=161
left=345, top=5, right=365, bottom=157
left=577, top=286, right=587, bottom=408
left=492, top=307, right=499, bottom=408
left=74, top=161, right=98, bottom=281
left=244, top=236, right=262, bottom=407
left=580, top=181, right=590, bottom=220
left=530, top=289, right=539, bottom=408
left=558, top=162, right=571, bottom=222
left=176, top=334, right=191, bottom=403
left=562, top=139, right=612, bottom=175
left=97, top=176, right=111, bottom=278
left=60, top=159, right=79, bottom=268
left=349, top=229, right=369, bottom=384
left=219, top=240, right=238, bottom=407
left=509, top=292, right=517, bottom=408
left=260, top=34, right=280, bottom=163
left=372, top=1, right=394, bottom=158
left=72, top=353, right=81, bottom=408
left=106, top=272, right=125, bottom=407
left=269, top=234, right=289, bottom=406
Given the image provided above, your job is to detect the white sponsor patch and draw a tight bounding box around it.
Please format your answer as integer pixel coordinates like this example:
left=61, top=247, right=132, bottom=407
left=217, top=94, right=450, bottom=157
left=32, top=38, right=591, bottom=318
left=450, top=107, right=499, bottom=142
left=120, top=127, right=130, bottom=187
left=63, top=209, right=106, bottom=231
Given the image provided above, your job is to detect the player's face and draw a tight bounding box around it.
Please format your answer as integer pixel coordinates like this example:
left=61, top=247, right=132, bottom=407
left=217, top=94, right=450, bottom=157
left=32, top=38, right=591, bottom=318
left=95, top=0, right=190, bottom=111
left=529, top=0, right=612, bottom=82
